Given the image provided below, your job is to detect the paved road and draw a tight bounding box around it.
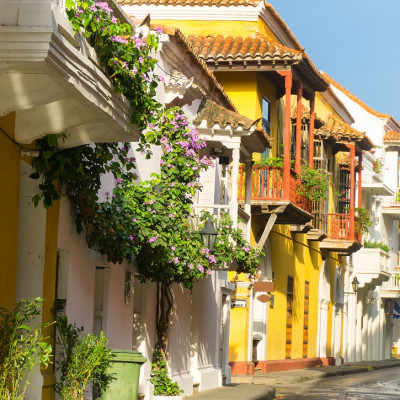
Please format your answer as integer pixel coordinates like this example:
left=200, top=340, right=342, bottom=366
left=275, top=366, right=400, bottom=399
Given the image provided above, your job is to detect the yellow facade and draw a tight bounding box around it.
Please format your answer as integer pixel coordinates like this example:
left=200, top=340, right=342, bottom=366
left=0, top=113, right=59, bottom=398
left=0, top=113, right=20, bottom=311
left=152, top=6, right=349, bottom=368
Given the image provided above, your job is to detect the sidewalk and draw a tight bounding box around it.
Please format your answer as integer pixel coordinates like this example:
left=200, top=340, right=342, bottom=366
left=232, top=359, right=400, bottom=386
left=185, top=359, right=400, bottom=400
left=185, top=384, right=275, bottom=400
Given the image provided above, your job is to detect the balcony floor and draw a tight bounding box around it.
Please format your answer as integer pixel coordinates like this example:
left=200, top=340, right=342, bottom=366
left=244, top=200, right=313, bottom=225
left=319, top=238, right=362, bottom=255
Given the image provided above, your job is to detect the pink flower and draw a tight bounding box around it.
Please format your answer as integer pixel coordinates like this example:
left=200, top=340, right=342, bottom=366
left=173, top=257, right=179, bottom=264
left=155, top=27, right=163, bottom=33
left=111, top=16, right=117, bottom=23
left=198, top=265, right=204, bottom=273
left=129, top=235, right=134, bottom=240
left=207, top=270, right=213, bottom=276
left=171, top=246, right=176, bottom=251
left=132, top=218, right=137, bottom=222
left=188, top=263, right=193, bottom=269
left=149, top=236, right=158, bottom=243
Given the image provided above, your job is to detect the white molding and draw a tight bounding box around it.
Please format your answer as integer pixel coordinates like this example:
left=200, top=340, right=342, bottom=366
left=320, top=87, right=355, bottom=125
left=121, top=3, right=263, bottom=21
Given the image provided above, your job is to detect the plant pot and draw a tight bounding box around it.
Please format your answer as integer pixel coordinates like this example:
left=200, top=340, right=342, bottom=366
left=153, top=396, right=183, bottom=400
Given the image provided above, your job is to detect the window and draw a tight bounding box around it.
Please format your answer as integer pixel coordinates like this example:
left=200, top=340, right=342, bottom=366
left=262, top=97, right=271, bottom=158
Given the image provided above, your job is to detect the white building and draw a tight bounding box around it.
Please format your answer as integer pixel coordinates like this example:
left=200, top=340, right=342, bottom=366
left=322, top=72, right=400, bottom=362
left=0, top=0, right=268, bottom=398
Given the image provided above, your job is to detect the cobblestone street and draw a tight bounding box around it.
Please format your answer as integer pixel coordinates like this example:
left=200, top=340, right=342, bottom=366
left=275, top=366, right=400, bottom=399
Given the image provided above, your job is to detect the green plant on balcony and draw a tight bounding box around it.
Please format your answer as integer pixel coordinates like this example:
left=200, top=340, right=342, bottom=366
left=372, top=158, right=383, bottom=175
left=395, top=189, right=400, bottom=202
left=296, top=165, right=329, bottom=201
left=354, top=207, right=372, bottom=235
left=257, top=155, right=284, bottom=168
left=363, top=240, right=390, bottom=253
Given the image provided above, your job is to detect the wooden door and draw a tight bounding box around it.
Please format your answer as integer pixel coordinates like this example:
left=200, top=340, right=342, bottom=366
left=286, top=276, right=294, bottom=359
left=303, top=281, right=310, bottom=358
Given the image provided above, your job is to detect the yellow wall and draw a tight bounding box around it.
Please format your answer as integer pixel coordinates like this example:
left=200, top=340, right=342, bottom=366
left=266, top=225, right=321, bottom=360
left=0, top=113, right=20, bottom=310
left=154, top=19, right=259, bottom=37
left=229, top=282, right=249, bottom=361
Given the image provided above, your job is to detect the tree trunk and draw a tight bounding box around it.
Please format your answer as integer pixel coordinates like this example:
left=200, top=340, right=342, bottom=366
left=154, top=281, right=173, bottom=360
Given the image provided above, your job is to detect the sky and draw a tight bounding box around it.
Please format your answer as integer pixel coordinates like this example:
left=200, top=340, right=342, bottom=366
left=271, top=1, right=400, bottom=121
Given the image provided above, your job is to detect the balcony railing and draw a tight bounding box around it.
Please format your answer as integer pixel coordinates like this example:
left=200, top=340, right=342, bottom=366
left=238, top=166, right=311, bottom=213
left=313, top=211, right=360, bottom=242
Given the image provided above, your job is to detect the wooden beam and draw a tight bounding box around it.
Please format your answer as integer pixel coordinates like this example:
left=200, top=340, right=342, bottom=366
left=256, top=212, right=278, bottom=251
left=295, top=83, right=303, bottom=174
left=278, top=70, right=293, bottom=199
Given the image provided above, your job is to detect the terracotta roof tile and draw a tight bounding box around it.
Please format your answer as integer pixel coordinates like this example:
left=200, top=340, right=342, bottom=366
left=290, top=104, right=324, bottom=128
left=193, top=99, right=270, bottom=151
left=118, top=0, right=261, bottom=5
left=384, top=131, right=400, bottom=143
left=187, top=33, right=302, bottom=62
left=131, top=21, right=237, bottom=111
left=338, top=152, right=359, bottom=169
left=187, top=34, right=327, bottom=92
left=316, top=115, right=374, bottom=151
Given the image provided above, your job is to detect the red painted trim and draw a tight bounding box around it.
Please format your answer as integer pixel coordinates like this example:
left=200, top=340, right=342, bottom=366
left=358, top=154, right=363, bottom=209
left=229, top=361, right=255, bottom=375
left=254, top=357, right=335, bottom=374
left=346, top=144, right=356, bottom=240
left=309, top=95, right=315, bottom=167
left=295, top=83, right=303, bottom=174
left=278, top=70, right=293, bottom=199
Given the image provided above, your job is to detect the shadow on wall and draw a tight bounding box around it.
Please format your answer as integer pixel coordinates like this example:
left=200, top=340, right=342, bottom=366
left=167, top=275, right=219, bottom=379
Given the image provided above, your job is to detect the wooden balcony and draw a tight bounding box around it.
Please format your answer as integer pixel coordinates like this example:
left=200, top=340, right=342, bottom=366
left=238, top=166, right=312, bottom=225
left=318, top=213, right=362, bottom=254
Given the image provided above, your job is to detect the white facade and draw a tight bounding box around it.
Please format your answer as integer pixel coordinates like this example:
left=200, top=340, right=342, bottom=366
left=328, top=81, right=400, bottom=362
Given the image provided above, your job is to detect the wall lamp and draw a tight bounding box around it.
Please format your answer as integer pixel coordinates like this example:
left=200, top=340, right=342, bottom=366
left=352, top=276, right=360, bottom=293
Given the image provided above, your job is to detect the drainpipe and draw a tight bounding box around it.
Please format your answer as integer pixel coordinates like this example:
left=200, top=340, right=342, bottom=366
left=247, top=281, right=255, bottom=364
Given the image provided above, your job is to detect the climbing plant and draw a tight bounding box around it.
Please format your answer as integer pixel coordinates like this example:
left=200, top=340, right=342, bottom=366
left=30, top=1, right=264, bottom=394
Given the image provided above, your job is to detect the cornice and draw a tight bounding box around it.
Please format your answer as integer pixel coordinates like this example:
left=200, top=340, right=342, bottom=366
left=121, top=3, right=263, bottom=21
left=320, top=87, right=354, bottom=126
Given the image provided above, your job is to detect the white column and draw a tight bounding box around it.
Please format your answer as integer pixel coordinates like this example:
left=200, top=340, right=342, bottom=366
left=247, top=283, right=255, bottom=362
left=367, top=301, right=373, bottom=361
left=230, top=146, right=240, bottom=228
left=356, top=290, right=363, bottom=362
left=244, top=158, right=252, bottom=242
left=372, top=299, right=379, bottom=361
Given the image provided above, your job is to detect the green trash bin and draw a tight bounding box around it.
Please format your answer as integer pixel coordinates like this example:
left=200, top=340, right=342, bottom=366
left=102, top=350, right=146, bottom=400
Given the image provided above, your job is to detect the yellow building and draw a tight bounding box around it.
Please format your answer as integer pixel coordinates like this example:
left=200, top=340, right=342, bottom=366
left=118, top=0, right=375, bottom=373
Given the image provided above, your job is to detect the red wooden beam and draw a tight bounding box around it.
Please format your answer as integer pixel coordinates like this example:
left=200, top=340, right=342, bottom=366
left=296, top=83, right=303, bottom=174
left=358, top=154, right=363, bottom=208
left=309, top=95, right=315, bottom=167
left=346, top=144, right=356, bottom=240
left=278, top=70, right=293, bottom=199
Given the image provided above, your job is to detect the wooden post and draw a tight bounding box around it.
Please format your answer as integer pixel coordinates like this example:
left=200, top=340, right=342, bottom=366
left=358, top=153, right=363, bottom=208
left=347, top=144, right=356, bottom=240
left=295, top=83, right=303, bottom=174
left=309, top=94, right=315, bottom=167
left=278, top=70, right=293, bottom=199
left=230, top=146, right=240, bottom=228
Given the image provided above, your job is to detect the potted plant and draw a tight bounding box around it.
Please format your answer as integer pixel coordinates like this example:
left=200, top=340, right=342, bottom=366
left=354, top=207, right=372, bottom=236
left=296, top=165, right=329, bottom=201
left=151, top=351, right=183, bottom=399
left=55, top=315, right=114, bottom=400
left=0, top=298, right=52, bottom=400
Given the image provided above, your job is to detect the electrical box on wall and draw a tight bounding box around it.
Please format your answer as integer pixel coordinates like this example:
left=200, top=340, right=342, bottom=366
left=232, top=298, right=247, bottom=308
